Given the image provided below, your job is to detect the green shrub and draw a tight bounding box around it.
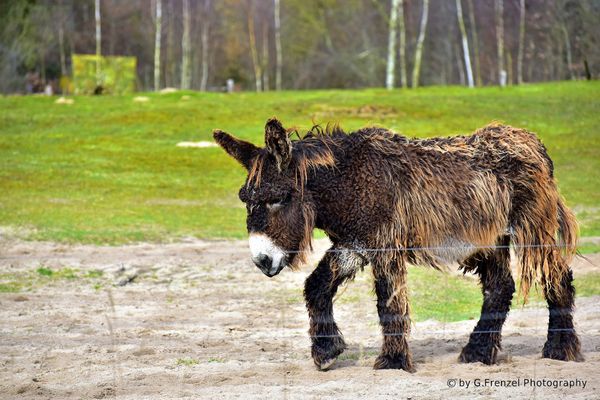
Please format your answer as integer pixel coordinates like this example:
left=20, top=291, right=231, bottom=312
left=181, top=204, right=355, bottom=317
left=72, top=54, right=136, bottom=95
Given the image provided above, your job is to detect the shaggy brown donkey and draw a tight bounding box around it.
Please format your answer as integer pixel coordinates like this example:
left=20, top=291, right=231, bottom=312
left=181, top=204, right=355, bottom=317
left=214, top=118, right=583, bottom=372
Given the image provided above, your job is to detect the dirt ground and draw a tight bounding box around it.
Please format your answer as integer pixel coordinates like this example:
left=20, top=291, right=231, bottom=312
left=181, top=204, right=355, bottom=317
left=1, top=236, right=599, bottom=399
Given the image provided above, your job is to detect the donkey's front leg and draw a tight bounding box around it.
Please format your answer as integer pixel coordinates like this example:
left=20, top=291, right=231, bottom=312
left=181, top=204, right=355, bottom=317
left=304, top=252, right=350, bottom=370
left=372, top=255, right=415, bottom=372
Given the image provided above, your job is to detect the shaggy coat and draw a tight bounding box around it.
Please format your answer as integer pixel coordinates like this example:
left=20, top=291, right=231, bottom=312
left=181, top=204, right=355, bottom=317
left=214, top=119, right=582, bottom=371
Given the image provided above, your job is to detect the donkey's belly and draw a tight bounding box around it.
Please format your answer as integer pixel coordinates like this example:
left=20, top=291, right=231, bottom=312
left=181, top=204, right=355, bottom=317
left=429, top=238, right=479, bottom=264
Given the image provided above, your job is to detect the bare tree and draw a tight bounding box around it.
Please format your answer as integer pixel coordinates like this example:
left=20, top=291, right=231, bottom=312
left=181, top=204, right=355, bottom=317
left=95, top=0, right=101, bottom=86
left=154, top=0, right=162, bottom=91
left=516, top=0, right=526, bottom=84
left=274, top=0, right=282, bottom=90
left=2, top=0, right=599, bottom=93
left=262, top=21, right=270, bottom=91
left=495, top=0, right=505, bottom=86
left=562, top=24, right=573, bottom=80
left=58, top=26, right=66, bottom=76
left=200, top=0, right=211, bottom=91
left=247, top=0, right=262, bottom=92
left=165, top=0, right=176, bottom=88
left=411, top=0, right=429, bottom=88
left=58, top=15, right=67, bottom=77
left=181, top=0, right=191, bottom=89
left=466, top=0, right=481, bottom=86
left=398, top=0, right=407, bottom=88
left=386, top=0, right=399, bottom=90
left=456, top=0, right=474, bottom=87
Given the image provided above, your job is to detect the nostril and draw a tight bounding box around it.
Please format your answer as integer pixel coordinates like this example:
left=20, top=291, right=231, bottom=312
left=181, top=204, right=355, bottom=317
left=253, top=254, right=272, bottom=271
left=259, top=254, right=272, bottom=268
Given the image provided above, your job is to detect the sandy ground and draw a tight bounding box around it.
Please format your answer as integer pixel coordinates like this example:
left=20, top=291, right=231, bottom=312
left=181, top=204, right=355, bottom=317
left=1, top=236, right=599, bottom=399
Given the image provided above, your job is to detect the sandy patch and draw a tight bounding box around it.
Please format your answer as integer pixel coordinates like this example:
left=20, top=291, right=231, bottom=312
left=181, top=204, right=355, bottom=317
left=176, top=141, right=218, bottom=148
left=55, top=97, right=74, bottom=105
left=0, top=237, right=598, bottom=399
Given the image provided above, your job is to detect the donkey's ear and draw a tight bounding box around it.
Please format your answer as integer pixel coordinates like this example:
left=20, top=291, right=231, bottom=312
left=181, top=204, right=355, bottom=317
left=213, top=129, right=258, bottom=170
left=265, top=118, right=291, bottom=171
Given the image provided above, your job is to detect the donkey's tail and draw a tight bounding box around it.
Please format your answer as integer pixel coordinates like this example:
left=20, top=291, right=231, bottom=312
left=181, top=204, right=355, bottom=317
left=557, top=196, right=578, bottom=264
left=513, top=193, right=578, bottom=303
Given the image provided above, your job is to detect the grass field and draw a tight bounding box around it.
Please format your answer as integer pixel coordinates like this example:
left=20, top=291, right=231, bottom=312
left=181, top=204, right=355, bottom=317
left=0, top=81, right=598, bottom=244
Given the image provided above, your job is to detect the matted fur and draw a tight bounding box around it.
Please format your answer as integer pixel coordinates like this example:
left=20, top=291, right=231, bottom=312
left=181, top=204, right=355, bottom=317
left=248, top=124, right=340, bottom=192
left=245, top=122, right=577, bottom=302
left=214, top=120, right=582, bottom=370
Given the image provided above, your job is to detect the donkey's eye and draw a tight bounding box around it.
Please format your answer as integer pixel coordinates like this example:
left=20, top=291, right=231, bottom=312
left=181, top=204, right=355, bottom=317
left=266, top=201, right=284, bottom=212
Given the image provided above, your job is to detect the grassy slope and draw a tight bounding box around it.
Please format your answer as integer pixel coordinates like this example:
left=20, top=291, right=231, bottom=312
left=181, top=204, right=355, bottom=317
left=0, top=82, right=598, bottom=244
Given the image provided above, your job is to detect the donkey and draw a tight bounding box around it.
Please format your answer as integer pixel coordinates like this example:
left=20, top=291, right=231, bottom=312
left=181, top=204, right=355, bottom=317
left=213, top=118, right=583, bottom=372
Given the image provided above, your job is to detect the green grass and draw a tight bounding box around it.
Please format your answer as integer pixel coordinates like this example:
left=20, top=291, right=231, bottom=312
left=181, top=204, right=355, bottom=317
left=176, top=358, right=200, bottom=366
left=328, top=264, right=600, bottom=323
left=0, top=282, right=23, bottom=293
left=36, top=266, right=78, bottom=279
left=0, top=266, right=106, bottom=292
left=406, top=266, right=559, bottom=322
left=0, top=82, right=598, bottom=244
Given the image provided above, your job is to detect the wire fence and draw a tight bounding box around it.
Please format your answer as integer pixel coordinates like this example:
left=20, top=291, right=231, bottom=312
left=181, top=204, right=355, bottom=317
left=281, top=242, right=580, bottom=255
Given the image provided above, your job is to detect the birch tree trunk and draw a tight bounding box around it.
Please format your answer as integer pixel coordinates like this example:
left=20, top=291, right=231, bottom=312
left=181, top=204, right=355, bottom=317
left=108, top=10, right=115, bottom=55
left=58, top=25, right=67, bottom=77
left=385, top=0, right=399, bottom=90
left=57, top=0, right=68, bottom=77
left=95, top=0, right=101, bottom=86
left=200, top=0, right=211, bottom=91
left=181, top=0, right=191, bottom=89
left=398, top=0, right=407, bottom=88
left=154, top=0, right=162, bottom=91
left=495, top=0, right=505, bottom=86
left=506, top=50, right=513, bottom=85
left=247, top=1, right=262, bottom=92
left=456, top=0, right=474, bottom=87
left=563, top=24, right=573, bottom=80
left=274, top=0, right=282, bottom=90
left=262, top=22, right=270, bottom=91
left=165, top=0, right=175, bottom=88
left=454, top=42, right=465, bottom=86
left=411, top=0, right=429, bottom=88
left=517, top=0, right=525, bottom=84
left=466, top=0, right=481, bottom=86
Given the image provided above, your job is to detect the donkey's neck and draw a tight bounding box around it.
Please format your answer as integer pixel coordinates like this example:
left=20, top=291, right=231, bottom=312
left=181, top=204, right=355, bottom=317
left=304, top=139, right=361, bottom=244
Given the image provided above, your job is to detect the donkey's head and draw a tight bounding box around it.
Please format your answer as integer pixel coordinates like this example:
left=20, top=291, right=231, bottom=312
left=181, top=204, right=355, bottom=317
left=214, top=118, right=327, bottom=277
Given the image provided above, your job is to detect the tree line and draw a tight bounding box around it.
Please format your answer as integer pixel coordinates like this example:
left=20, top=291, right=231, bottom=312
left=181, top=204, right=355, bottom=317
left=0, top=0, right=597, bottom=94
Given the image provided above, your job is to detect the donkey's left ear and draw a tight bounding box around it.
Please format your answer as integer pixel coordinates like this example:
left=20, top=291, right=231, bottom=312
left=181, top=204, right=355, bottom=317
left=265, top=117, right=291, bottom=171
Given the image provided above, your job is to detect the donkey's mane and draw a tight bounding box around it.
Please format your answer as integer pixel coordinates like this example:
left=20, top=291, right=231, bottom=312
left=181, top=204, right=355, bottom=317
left=248, top=123, right=344, bottom=189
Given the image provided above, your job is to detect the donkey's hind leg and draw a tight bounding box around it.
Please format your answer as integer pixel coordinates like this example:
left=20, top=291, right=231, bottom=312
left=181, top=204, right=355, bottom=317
left=459, top=235, right=514, bottom=365
left=372, top=254, right=414, bottom=372
left=542, top=254, right=583, bottom=361
left=304, top=251, right=357, bottom=370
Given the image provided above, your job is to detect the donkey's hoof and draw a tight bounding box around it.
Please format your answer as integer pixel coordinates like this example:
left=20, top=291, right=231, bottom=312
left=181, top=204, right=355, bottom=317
left=312, top=337, right=346, bottom=371
left=459, top=342, right=499, bottom=365
left=317, top=357, right=337, bottom=370
left=374, top=354, right=415, bottom=373
left=543, top=335, right=584, bottom=362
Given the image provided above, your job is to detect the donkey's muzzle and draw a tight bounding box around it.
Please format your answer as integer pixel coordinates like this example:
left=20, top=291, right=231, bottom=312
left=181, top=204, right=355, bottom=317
left=252, top=254, right=284, bottom=277
left=248, top=233, right=287, bottom=277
